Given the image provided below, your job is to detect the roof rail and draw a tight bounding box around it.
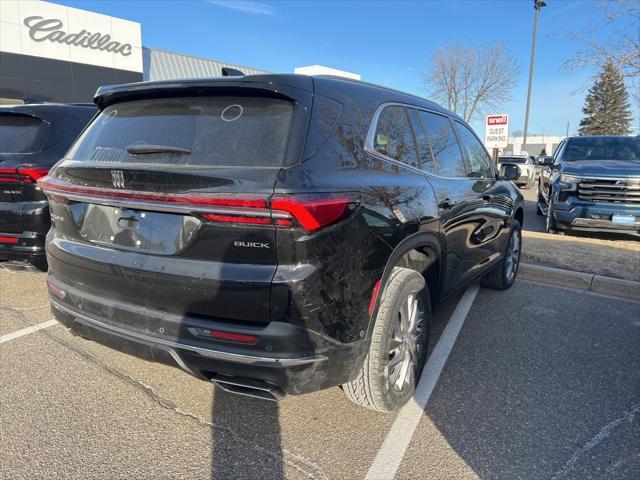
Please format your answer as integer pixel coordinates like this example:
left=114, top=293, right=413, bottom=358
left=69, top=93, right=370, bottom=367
left=221, top=67, right=245, bottom=77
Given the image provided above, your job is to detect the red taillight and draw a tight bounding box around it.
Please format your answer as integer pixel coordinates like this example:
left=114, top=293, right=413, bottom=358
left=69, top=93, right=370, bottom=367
left=0, top=166, right=49, bottom=184
left=270, top=195, right=353, bottom=231
left=369, top=279, right=382, bottom=316
left=210, top=330, right=258, bottom=344
left=17, top=166, right=49, bottom=182
left=0, top=236, right=19, bottom=244
left=38, top=176, right=358, bottom=232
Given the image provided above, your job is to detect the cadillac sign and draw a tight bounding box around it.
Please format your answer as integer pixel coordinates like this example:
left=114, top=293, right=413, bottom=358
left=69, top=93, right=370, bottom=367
left=23, top=16, right=133, bottom=56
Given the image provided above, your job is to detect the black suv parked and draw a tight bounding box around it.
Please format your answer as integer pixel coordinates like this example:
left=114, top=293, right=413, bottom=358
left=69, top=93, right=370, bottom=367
left=41, top=75, right=523, bottom=411
left=537, top=136, right=640, bottom=235
left=0, top=102, right=96, bottom=269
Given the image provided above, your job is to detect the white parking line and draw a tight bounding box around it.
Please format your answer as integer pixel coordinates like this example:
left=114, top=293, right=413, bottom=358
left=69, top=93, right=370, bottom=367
left=364, top=284, right=480, bottom=480
left=0, top=320, right=58, bottom=345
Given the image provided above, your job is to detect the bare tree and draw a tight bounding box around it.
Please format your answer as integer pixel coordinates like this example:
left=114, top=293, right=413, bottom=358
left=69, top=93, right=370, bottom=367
left=423, top=43, right=520, bottom=122
left=557, top=0, right=639, bottom=91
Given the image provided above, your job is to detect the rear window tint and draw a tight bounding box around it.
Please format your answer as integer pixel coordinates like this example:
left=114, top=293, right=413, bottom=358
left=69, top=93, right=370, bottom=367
left=0, top=114, right=46, bottom=154
left=420, top=111, right=466, bottom=178
left=373, top=106, right=419, bottom=168
left=68, top=96, right=294, bottom=167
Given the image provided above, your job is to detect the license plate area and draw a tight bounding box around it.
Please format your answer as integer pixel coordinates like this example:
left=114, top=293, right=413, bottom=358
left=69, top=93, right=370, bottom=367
left=611, top=214, right=637, bottom=225
left=77, top=204, right=201, bottom=254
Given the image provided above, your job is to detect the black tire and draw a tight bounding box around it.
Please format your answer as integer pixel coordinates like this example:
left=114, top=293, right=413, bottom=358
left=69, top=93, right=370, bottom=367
left=343, top=267, right=431, bottom=412
left=481, top=219, right=522, bottom=290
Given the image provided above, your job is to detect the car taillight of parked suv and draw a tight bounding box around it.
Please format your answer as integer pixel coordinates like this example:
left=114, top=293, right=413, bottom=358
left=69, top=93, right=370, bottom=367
left=0, top=102, right=96, bottom=270
left=537, top=135, right=640, bottom=235
left=40, top=74, right=524, bottom=411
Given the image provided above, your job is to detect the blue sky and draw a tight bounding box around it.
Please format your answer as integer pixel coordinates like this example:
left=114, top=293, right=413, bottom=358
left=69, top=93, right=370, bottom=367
left=54, top=0, right=638, bottom=136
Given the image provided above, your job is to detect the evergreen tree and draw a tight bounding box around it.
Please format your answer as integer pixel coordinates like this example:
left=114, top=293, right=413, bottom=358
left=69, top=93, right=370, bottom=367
left=578, top=60, right=633, bottom=136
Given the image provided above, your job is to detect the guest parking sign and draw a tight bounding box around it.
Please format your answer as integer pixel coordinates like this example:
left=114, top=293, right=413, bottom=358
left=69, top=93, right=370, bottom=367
left=485, top=114, right=509, bottom=149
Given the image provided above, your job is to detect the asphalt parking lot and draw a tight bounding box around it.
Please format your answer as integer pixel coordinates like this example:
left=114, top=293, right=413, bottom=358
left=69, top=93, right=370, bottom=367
left=1, top=263, right=638, bottom=479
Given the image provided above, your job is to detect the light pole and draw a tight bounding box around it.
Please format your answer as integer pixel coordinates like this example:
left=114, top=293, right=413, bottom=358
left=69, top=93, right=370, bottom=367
left=523, top=0, right=546, bottom=149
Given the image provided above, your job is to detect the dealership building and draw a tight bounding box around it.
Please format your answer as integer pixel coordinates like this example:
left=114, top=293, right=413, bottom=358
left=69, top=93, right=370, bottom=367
left=0, top=0, right=273, bottom=104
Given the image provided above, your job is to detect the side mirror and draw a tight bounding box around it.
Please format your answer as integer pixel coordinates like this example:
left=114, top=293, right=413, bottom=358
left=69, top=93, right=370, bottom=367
left=501, top=164, right=520, bottom=181
left=540, top=155, right=554, bottom=166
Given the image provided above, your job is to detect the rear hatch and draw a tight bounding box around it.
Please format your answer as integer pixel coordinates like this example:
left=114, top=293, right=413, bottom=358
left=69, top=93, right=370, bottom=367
left=43, top=80, right=313, bottom=326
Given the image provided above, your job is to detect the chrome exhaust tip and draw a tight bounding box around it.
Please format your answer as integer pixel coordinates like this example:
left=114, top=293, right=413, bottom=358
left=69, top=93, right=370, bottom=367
left=211, top=375, right=286, bottom=402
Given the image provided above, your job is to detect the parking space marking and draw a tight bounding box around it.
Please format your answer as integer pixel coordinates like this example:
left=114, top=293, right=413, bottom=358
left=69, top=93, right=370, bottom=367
left=0, top=319, right=58, bottom=345
left=364, top=284, right=480, bottom=480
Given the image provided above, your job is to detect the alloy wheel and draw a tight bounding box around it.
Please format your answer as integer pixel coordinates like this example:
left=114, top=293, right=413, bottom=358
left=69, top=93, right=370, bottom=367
left=388, top=293, right=425, bottom=392
left=505, top=228, right=521, bottom=282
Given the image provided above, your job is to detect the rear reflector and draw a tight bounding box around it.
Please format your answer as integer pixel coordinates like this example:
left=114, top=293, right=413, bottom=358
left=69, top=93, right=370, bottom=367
left=369, top=279, right=382, bottom=316
left=0, top=236, right=19, bottom=244
left=210, top=330, right=258, bottom=344
left=47, top=280, right=67, bottom=299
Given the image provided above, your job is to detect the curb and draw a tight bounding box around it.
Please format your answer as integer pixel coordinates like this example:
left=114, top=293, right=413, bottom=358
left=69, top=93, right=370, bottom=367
left=519, top=263, right=640, bottom=301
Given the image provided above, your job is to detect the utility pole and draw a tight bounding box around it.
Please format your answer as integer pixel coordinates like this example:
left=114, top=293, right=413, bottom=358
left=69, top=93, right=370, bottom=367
left=523, top=0, right=546, bottom=149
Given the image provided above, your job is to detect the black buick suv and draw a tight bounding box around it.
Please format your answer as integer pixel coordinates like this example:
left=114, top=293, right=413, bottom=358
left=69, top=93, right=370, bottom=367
left=0, top=102, right=95, bottom=269
left=41, top=74, right=523, bottom=411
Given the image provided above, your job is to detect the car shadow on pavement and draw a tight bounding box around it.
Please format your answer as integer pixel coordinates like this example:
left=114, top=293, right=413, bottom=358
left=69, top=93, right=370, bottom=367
left=211, top=389, right=284, bottom=480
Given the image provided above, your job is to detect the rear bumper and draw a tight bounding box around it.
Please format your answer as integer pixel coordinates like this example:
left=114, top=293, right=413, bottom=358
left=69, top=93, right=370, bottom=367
left=48, top=276, right=367, bottom=396
left=0, top=200, right=49, bottom=261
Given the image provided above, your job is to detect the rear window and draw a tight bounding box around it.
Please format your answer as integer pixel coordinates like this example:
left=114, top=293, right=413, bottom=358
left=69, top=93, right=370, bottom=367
left=564, top=137, right=640, bottom=161
left=68, top=96, right=294, bottom=167
left=0, top=114, right=46, bottom=154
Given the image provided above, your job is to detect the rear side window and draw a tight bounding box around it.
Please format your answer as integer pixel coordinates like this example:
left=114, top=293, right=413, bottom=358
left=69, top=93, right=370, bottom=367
left=0, top=114, right=46, bottom=153
left=68, top=96, right=294, bottom=167
left=420, top=112, right=466, bottom=178
left=454, top=122, right=494, bottom=178
left=373, top=106, right=419, bottom=168
left=407, top=108, right=436, bottom=174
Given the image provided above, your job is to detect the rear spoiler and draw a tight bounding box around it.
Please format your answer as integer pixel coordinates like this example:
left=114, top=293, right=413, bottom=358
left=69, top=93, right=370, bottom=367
left=93, top=75, right=314, bottom=110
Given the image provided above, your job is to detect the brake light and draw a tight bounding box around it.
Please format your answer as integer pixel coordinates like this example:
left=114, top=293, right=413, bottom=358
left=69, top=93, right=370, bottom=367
left=201, top=213, right=272, bottom=225
left=0, top=166, right=49, bottom=184
left=0, top=236, right=19, bottom=244
left=38, top=176, right=358, bottom=232
left=17, top=166, right=50, bottom=182
left=270, top=195, right=353, bottom=231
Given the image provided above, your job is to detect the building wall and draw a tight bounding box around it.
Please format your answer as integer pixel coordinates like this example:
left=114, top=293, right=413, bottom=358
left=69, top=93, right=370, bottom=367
left=0, top=0, right=143, bottom=103
left=503, top=135, right=566, bottom=156
left=143, top=48, right=268, bottom=81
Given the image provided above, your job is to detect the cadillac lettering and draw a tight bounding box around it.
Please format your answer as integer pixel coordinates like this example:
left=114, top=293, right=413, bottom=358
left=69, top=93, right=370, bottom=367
left=23, top=16, right=133, bottom=56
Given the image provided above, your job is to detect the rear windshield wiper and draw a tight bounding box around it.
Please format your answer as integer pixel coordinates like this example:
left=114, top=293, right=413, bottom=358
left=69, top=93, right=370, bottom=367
left=126, top=144, right=191, bottom=155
